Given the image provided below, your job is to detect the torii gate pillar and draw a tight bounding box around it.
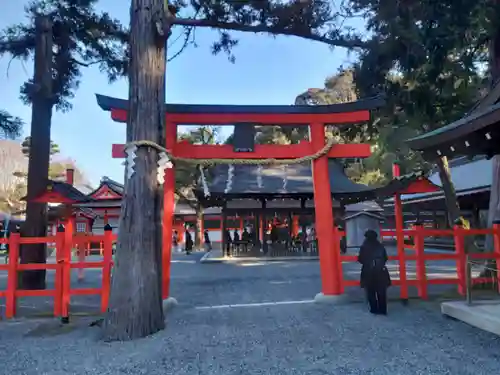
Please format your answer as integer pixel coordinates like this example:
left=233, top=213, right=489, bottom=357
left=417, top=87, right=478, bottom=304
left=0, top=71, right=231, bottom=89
left=310, top=123, right=344, bottom=299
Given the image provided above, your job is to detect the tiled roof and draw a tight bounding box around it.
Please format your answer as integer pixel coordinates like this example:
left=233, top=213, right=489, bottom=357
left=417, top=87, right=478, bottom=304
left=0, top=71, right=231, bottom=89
left=196, top=161, right=427, bottom=203
left=49, top=180, right=92, bottom=202
left=87, top=176, right=124, bottom=198
left=394, top=157, right=490, bottom=203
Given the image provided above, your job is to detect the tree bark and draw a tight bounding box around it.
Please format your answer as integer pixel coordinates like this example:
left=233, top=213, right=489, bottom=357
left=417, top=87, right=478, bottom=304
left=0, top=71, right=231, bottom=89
left=102, top=0, right=166, bottom=341
left=20, top=16, right=54, bottom=290
left=435, top=156, right=461, bottom=226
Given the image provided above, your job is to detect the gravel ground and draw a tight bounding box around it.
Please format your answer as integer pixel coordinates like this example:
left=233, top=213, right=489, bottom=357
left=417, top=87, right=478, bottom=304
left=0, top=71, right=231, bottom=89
left=1, top=251, right=500, bottom=374
left=1, top=301, right=500, bottom=375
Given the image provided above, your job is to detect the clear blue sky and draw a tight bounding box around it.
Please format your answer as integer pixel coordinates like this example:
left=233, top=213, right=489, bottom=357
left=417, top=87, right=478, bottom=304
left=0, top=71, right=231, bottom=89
left=0, top=0, right=364, bottom=186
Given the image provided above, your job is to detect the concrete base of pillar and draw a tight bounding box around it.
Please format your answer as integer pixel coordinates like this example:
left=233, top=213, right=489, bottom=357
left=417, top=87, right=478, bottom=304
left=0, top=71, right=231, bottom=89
left=314, top=292, right=348, bottom=304
left=162, top=297, right=178, bottom=312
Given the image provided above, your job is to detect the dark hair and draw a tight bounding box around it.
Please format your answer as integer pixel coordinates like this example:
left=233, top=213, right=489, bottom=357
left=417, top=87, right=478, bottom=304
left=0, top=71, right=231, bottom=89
left=364, top=229, right=378, bottom=241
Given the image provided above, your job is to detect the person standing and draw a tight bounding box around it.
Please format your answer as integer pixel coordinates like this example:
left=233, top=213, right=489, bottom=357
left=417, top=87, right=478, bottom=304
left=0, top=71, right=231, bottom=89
left=184, top=227, right=193, bottom=255
left=357, top=230, right=391, bottom=315
left=224, top=229, right=232, bottom=257
left=203, top=229, right=212, bottom=252
left=172, top=230, right=180, bottom=253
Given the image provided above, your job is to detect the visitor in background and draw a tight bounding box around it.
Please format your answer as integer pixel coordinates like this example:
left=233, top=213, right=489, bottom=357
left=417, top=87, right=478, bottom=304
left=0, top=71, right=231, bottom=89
left=242, top=227, right=250, bottom=242
left=203, top=229, right=212, bottom=252
left=338, top=225, right=347, bottom=254
left=241, top=227, right=250, bottom=251
left=172, top=230, right=180, bottom=253
left=184, top=227, right=193, bottom=255
left=233, top=229, right=240, bottom=242
left=357, top=229, right=391, bottom=315
left=224, top=229, right=232, bottom=257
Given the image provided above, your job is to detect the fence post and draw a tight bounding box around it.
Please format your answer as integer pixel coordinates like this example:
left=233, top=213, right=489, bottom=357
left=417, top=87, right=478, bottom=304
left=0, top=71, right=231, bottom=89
left=101, top=224, right=113, bottom=313
left=61, top=219, right=73, bottom=324
left=492, top=220, right=500, bottom=293
left=5, top=231, right=20, bottom=319
left=453, top=220, right=466, bottom=295
left=465, top=254, right=472, bottom=305
left=414, top=223, right=428, bottom=299
left=332, top=225, right=344, bottom=294
left=53, top=224, right=65, bottom=317
left=77, top=241, right=85, bottom=282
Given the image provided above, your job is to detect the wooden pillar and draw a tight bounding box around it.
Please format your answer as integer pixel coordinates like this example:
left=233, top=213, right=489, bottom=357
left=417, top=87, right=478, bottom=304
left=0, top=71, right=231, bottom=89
left=222, top=207, right=228, bottom=257
left=292, top=215, right=299, bottom=236
left=300, top=199, right=308, bottom=252
left=162, top=120, right=176, bottom=300
left=310, top=122, right=342, bottom=296
left=219, top=214, right=223, bottom=244
left=393, top=162, right=409, bottom=301
left=259, top=215, right=264, bottom=242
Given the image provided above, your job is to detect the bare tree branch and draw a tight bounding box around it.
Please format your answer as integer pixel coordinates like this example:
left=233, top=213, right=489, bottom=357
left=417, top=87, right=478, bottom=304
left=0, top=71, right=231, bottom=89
left=168, top=25, right=196, bottom=62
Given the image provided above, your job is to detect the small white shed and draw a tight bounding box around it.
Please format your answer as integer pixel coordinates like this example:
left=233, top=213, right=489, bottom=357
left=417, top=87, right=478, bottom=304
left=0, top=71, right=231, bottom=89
left=344, top=202, right=384, bottom=248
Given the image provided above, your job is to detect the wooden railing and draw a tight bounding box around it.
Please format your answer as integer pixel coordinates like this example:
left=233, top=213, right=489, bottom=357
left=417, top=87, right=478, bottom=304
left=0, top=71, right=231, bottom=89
left=0, top=224, right=116, bottom=320
left=340, top=224, right=500, bottom=299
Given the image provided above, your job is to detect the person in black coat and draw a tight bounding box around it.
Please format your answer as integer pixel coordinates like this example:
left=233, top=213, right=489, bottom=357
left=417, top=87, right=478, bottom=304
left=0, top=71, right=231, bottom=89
left=203, top=229, right=212, bottom=252
left=184, top=227, right=193, bottom=255
left=358, top=229, right=391, bottom=315
left=224, top=229, right=232, bottom=257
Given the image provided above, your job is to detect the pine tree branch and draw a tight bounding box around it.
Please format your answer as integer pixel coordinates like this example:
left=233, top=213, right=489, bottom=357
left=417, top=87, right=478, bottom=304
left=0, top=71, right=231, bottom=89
left=69, top=58, right=106, bottom=67
left=169, top=18, right=367, bottom=49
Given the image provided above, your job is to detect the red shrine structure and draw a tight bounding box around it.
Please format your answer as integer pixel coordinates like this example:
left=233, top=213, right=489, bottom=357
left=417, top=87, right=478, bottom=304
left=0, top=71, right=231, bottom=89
left=97, top=94, right=385, bottom=299
left=95, top=93, right=440, bottom=302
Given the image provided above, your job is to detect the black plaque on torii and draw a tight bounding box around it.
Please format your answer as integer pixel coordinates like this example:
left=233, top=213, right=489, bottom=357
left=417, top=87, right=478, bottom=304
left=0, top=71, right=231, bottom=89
left=233, top=123, right=256, bottom=153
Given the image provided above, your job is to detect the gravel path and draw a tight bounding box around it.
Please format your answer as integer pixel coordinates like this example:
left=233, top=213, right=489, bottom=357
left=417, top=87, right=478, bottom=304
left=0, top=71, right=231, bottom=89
left=1, top=302, right=500, bottom=375
left=1, top=252, right=500, bottom=374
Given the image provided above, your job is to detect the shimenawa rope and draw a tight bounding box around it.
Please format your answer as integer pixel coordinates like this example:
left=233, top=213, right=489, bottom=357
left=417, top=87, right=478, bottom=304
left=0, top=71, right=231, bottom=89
left=125, top=137, right=337, bottom=166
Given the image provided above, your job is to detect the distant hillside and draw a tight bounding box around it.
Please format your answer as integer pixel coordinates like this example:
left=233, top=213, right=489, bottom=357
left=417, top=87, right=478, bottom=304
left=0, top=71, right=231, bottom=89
left=0, top=140, right=94, bottom=214
left=0, top=140, right=26, bottom=193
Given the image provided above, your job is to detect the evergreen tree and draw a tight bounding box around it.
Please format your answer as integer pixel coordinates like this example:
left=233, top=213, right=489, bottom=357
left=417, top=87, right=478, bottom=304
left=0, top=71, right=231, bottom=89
left=0, top=110, right=23, bottom=140
left=103, top=0, right=374, bottom=341
left=346, top=0, right=494, bottom=224
left=0, top=0, right=128, bottom=289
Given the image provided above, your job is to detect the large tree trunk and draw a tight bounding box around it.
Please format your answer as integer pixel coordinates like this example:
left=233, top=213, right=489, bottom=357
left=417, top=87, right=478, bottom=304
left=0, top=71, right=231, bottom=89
left=435, top=156, right=461, bottom=226
left=102, top=0, right=166, bottom=341
left=20, top=16, right=54, bottom=290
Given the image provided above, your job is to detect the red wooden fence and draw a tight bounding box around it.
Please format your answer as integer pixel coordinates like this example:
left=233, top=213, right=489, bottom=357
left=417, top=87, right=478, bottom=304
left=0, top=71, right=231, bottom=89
left=0, top=225, right=115, bottom=320
left=342, top=223, right=500, bottom=300
left=1, top=223, right=499, bottom=320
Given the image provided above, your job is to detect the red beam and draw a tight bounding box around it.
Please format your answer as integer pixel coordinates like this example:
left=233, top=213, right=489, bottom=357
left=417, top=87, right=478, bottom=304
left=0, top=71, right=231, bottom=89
left=111, top=142, right=371, bottom=159
left=110, top=108, right=370, bottom=125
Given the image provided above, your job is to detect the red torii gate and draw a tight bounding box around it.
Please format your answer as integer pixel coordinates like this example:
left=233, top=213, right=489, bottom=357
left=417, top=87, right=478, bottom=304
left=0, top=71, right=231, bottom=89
left=96, top=94, right=384, bottom=301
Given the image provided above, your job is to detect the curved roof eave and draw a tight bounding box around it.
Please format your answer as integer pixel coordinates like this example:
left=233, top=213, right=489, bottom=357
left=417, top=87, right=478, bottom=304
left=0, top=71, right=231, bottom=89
left=95, top=93, right=385, bottom=117
left=406, top=102, right=500, bottom=152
